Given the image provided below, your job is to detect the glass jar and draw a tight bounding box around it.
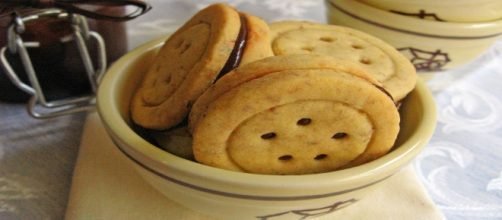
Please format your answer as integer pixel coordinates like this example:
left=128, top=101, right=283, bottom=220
left=0, top=7, right=127, bottom=102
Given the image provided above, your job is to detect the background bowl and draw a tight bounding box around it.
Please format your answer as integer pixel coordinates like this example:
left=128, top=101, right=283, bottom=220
left=97, top=37, right=437, bottom=220
left=326, top=0, right=502, bottom=80
left=359, top=0, right=502, bottom=22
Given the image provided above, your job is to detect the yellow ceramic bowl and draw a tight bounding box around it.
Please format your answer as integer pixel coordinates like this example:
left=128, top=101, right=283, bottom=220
left=326, top=0, right=502, bottom=79
left=97, top=37, right=437, bottom=220
left=359, top=0, right=502, bottom=22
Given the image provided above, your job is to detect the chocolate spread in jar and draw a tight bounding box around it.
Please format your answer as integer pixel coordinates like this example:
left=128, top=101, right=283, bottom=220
left=0, top=7, right=127, bottom=103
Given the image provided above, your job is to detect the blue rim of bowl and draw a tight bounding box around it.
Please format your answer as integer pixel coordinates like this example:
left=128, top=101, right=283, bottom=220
left=97, top=37, right=437, bottom=201
left=327, top=0, right=502, bottom=39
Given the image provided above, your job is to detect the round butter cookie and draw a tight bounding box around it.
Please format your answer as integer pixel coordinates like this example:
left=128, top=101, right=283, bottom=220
left=191, top=55, right=400, bottom=175
left=131, top=3, right=272, bottom=130
left=269, top=21, right=416, bottom=102
left=188, top=54, right=383, bottom=132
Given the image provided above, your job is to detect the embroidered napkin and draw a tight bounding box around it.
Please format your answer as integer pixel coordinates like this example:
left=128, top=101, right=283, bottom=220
left=65, top=113, right=445, bottom=220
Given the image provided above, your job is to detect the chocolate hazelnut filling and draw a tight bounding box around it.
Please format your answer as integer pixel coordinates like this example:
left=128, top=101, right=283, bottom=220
left=215, top=14, right=248, bottom=80
left=374, top=85, right=399, bottom=107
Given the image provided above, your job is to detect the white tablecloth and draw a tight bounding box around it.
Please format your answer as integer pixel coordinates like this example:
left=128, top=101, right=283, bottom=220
left=1, top=0, right=501, bottom=219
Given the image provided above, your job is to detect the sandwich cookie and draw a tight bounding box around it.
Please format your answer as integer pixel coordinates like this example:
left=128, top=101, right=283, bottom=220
left=131, top=3, right=272, bottom=130
left=269, top=21, right=416, bottom=102
left=190, top=55, right=400, bottom=174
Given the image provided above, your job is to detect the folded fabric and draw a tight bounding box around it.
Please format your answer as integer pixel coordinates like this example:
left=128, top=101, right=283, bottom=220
left=65, top=113, right=444, bottom=220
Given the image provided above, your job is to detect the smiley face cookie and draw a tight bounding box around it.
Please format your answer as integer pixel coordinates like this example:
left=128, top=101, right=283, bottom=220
left=191, top=55, right=400, bottom=174
left=269, top=21, right=416, bottom=102
left=130, top=3, right=273, bottom=130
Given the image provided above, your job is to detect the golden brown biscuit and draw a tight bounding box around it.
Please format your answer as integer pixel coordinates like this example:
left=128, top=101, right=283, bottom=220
left=191, top=55, right=400, bottom=174
left=269, top=21, right=416, bottom=102
left=130, top=4, right=272, bottom=130
left=188, top=54, right=381, bottom=132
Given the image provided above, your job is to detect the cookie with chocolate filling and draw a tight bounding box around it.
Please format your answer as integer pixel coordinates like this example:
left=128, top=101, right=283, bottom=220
left=269, top=21, right=416, bottom=102
left=191, top=54, right=400, bottom=174
left=131, top=3, right=273, bottom=130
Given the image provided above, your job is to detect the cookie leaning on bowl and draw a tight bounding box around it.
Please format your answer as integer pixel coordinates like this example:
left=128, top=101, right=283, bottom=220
left=130, top=3, right=273, bottom=130
left=190, top=54, right=400, bottom=175
left=269, top=21, right=416, bottom=102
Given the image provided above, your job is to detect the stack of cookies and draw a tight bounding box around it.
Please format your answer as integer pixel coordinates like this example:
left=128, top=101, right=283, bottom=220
left=130, top=3, right=416, bottom=175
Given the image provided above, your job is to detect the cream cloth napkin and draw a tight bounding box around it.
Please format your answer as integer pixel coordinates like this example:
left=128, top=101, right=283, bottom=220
left=65, top=113, right=445, bottom=220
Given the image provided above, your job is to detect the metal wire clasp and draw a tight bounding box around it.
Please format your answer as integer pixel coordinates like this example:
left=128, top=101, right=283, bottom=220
left=0, top=10, right=106, bottom=118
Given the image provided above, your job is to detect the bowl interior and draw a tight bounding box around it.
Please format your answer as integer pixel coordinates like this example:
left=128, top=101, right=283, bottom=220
left=97, top=37, right=436, bottom=187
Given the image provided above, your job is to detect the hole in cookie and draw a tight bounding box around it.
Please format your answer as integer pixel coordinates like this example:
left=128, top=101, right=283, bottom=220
left=332, top=132, right=348, bottom=139
left=314, top=154, right=328, bottom=160
left=175, top=40, right=184, bottom=49
left=352, top=44, right=363, bottom=49
left=163, top=75, right=172, bottom=84
left=261, top=132, right=276, bottom=139
left=320, top=37, right=335, bottom=42
left=301, top=46, right=314, bottom=52
left=359, top=58, right=371, bottom=65
left=297, top=118, right=311, bottom=126
left=278, top=155, right=293, bottom=161
left=180, top=43, right=191, bottom=55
